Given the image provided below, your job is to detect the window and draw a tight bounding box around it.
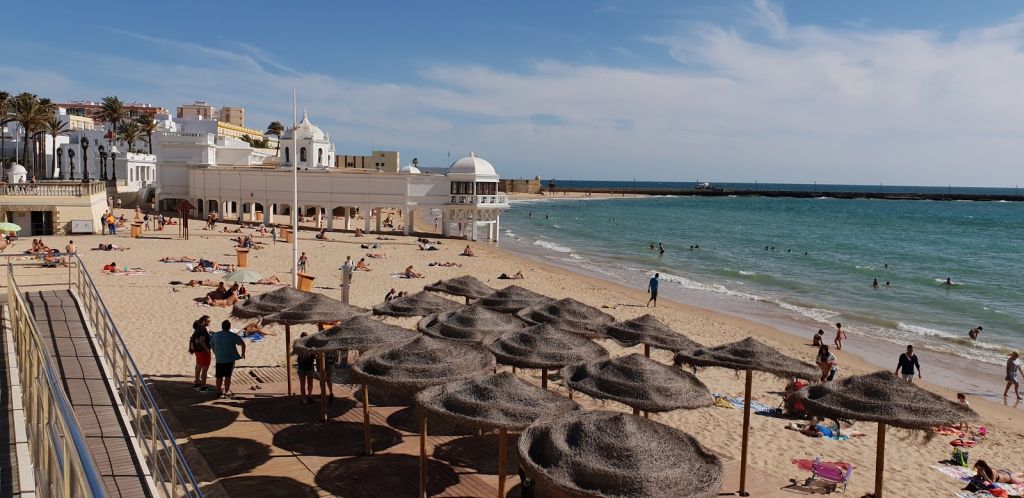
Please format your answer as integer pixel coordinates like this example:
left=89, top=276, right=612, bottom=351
left=284, top=147, right=290, bottom=163
left=476, top=182, right=497, bottom=195
left=300, top=147, right=307, bottom=162
left=451, top=182, right=474, bottom=195
left=318, top=148, right=323, bottom=165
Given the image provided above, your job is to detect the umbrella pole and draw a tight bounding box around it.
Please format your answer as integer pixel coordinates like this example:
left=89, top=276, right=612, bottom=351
left=286, top=325, right=293, bottom=396
left=317, top=351, right=327, bottom=422
left=632, top=407, right=639, bottom=416
left=498, top=428, right=508, bottom=497
left=739, top=369, right=752, bottom=496
left=362, top=384, right=373, bottom=455
left=419, top=416, right=428, bottom=498
left=541, top=369, right=547, bottom=390
left=644, top=344, right=650, bottom=358
left=875, top=423, right=886, bottom=498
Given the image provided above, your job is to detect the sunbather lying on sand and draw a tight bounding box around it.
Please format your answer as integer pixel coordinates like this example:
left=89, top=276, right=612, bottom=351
left=205, top=283, right=240, bottom=307
left=785, top=418, right=866, bottom=438
left=161, top=256, right=197, bottom=262
left=252, top=275, right=286, bottom=285
left=186, top=279, right=219, bottom=287
left=974, top=460, right=1024, bottom=485
left=428, top=261, right=461, bottom=267
left=366, top=253, right=387, bottom=259
left=94, top=243, right=127, bottom=251
left=498, top=270, right=525, bottom=279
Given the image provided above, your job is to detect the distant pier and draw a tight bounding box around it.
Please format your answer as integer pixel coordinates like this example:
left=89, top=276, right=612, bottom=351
left=558, top=187, right=1024, bottom=202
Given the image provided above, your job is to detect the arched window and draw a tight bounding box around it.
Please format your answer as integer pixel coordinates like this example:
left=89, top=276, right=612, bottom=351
left=318, top=148, right=323, bottom=165
left=284, top=147, right=290, bottom=163
left=300, top=147, right=307, bottom=162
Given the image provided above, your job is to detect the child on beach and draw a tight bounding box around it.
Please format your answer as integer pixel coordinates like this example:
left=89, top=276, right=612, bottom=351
left=1005, top=352, right=1022, bottom=400
left=833, top=322, right=847, bottom=350
left=812, top=329, right=824, bottom=346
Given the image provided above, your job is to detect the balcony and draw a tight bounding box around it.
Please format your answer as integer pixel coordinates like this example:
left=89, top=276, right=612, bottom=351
left=449, top=193, right=508, bottom=206
left=2, top=181, right=106, bottom=197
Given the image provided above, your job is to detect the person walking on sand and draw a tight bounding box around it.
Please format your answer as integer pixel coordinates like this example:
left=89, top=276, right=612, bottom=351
left=896, top=345, right=922, bottom=382
left=212, top=320, right=246, bottom=398
left=1005, top=352, right=1023, bottom=399
left=647, top=273, right=660, bottom=307
left=298, top=252, right=308, bottom=273
left=833, top=323, right=847, bottom=350
left=189, top=315, right=213, bottom=392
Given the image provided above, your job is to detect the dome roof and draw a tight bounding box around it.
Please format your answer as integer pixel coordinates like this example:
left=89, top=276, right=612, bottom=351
left=281, top=110, right=328, bottom=142
left=399, top=164, right=421, bottom=174
left=449, top=153, right=497, bottom=177
left=8, top=163, right=27, bottom=174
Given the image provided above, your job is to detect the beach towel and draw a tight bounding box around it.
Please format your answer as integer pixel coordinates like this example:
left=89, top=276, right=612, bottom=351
left=713, top=393, right=774, bottom=412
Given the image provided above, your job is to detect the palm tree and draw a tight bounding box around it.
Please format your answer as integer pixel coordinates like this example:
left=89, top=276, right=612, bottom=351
left=43, top=114, right=68, bottom=179
left=266, top=120, right=284, bottom=155
left=117, top=119, right=143, bottom=153
left=0, top=91, right=10, bottom=165
left=135, top=114, right=157, bottom=154
left=100, top=96, right=125, bottom=145
left=9, top=92, right=49, bottom=178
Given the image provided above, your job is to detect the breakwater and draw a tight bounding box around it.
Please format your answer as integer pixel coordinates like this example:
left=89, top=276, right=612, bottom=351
left=557, top=187, right=1024, bottom=201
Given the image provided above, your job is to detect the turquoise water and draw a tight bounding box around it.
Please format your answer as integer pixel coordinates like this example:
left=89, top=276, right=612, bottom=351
left=499, top=196, right=1024, bottom=366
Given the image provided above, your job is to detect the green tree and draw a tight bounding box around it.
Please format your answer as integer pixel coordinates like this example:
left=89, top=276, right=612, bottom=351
left=135, top=114, right=157, bottom=153
left=117, top=119, right=143, bottom=153
left=266, top=120, right=284, bottom=154
left=0, top=91, right=10, bottom=165
left=9, top=92, right=50, bottom=178
left=100, top=96, right=125, bottom=145
left=43, top=114, right=68, bottom=179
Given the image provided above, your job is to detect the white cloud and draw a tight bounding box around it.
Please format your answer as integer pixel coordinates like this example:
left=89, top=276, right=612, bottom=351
left=9, top=3, right=1024, bottom=186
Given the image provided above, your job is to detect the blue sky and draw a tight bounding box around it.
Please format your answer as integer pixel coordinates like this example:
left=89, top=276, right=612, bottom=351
left=5, top=0, right=1024, bottom=186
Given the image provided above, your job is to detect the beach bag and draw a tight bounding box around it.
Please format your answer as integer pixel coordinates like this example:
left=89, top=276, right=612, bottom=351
left=187, top=335, right=195, bottom=354
left=951, top=447, right=969, bottom=467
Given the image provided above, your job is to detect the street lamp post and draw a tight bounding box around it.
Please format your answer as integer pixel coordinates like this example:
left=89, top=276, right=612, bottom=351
left=67, top=149, right=76, bottom=180
left=111, top=152, right=117, bottom=181
left=56, top=149, right=63, bottom=180
left=98, top=145, right=107, bottom=181
left=80, top=137, right=90, bottom=182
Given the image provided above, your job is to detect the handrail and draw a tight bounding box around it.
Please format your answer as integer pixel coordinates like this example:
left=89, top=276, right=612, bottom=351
left=67, top=253, right=202, bottom=498
left=5, top=261, right=109, bottom=497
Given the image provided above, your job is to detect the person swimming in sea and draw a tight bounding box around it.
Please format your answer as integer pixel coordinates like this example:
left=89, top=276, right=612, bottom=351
left=872, top=278, right=879, bottom=288
left=943, top=277, right=954, bottom=286
left=648, top=242, right=655, bottom=251
left=658, top=242, right=665, bottom=254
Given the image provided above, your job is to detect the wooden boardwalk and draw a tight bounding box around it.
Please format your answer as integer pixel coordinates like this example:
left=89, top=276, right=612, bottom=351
left=153, top=365, right=796, bottom=497
left=24, top=290, right=150, bottom=498
left=0, top=305, right=23, bottom=497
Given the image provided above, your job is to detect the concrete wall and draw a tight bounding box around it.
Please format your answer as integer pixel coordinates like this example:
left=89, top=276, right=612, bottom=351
left=499, top=178, right=542, bottom=194
left=0, top=183, right=109, bottom=235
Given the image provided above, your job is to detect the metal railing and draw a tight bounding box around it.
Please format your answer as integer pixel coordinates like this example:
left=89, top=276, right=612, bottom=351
left=5, top=254, right=202, bottom=497
left=449, top=193, right=509, bottom=205
left=5, top=261, right=108, bottom=498
left=68, top=253, right=202, bottom=498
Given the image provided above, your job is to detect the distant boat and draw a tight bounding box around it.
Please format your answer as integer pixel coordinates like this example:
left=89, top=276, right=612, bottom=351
left=695, top=182, right=714, bottom=190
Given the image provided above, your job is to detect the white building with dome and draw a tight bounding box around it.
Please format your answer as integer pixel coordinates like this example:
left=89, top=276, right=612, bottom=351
left=280, top=110, right=335, bottom=169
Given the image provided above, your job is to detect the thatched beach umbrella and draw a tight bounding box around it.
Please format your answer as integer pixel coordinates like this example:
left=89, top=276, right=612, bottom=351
left=424, top=275, right=495, bottom=303
left=479, top=285, right=553, bottom=313
left=673, top=337, right=818, bottom=496
left=372, top=291, right=463, bottom=317
left=352, top=336, right=495, bottom=456
left=415, top=372, right=581, bottom=497
left=263, top=293, right=369, bottom=327
left=516, top=298, right=615, bottom=339
left=561, top=353, right=712, bottom=415
left=792, top=371, right=978, bottom=498
left=230, top=286, right=311, bottom=395
left=604, top=314, right=703, bottom=357
left=518, top=410, right=723, bottom=498
left=417, top=305, right=527, bottom=344
left=488, top=323, right=609, bottom=389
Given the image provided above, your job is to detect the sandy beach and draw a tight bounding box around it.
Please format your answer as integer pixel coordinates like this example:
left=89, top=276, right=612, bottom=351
left=23, top=209, right=1024, bottom=497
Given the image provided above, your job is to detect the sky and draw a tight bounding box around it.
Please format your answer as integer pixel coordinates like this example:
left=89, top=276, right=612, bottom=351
left=4, top=0, right=1024, bottom=186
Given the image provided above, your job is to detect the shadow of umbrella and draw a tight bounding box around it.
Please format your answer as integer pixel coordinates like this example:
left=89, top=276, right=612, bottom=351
left=316, top=454, right=460, bottom=498
left=433, top=434, right=521, bottom=475
left=180, top=437, right=271, bottom=480
left=242, top=394, right=356, bottom=424
left=273, top=421, right=402, bottom=457
left=147, top=379, right=238, bottom=437
left=199, top=476, right=318, bottom=498
left=387, top=406, right=476, bottom=437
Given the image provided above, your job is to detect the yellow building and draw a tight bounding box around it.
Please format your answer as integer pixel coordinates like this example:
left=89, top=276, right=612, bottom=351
left=215, top=122, right=278, bottom=149
left=67, top=114, right=95, bottom=131
left=335, top=150, right=400, bottom=173
left=219, top=107, right=245, bottom=127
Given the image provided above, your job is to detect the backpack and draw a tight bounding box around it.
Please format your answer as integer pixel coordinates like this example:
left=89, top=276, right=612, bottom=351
left=951, top=447, right=969, bottom=468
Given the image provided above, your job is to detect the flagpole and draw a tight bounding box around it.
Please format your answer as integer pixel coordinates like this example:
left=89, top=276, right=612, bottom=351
left=292, top=89, right=300, bottom=289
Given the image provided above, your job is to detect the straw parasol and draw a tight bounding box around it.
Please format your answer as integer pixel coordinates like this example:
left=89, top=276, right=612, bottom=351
left=415, top=372, right=581, bottom=497
left=604, top=314, right=703, bottom=357
left=417, top=305, right=527, bottom=344
left=488, top=323, right=609, bottom=389
left=561, top=353, right=712, bottom=414
left=262, top=293, right=368, bottom=326
left=352, top=336, right=495, bottom=457
left=372, top=291, right=463, bottom=317
left=792, top=371, right=978, bottom=498
left=424, top=275, right=495, bottom=303
left=518, top=410, right=723, bottom=498
left=673, top=337, right=818, bottom=496
left=516, top=298, right=615, bottom=339
left=478, top=285, right=553, bottom=313
left=292, top=316, right=418, bottom=355
left=230, top=286, right=310, bottom=319
left=229, top=286, right=311, bottom=396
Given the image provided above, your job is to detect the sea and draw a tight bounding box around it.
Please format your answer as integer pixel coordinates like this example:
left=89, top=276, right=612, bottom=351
left=497, top=184, right=1024, bottom=399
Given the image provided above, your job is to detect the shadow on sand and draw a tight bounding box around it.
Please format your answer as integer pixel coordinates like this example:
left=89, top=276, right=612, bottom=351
left=316, top=454, right=460, bottom=497
left=272, top=421, right=402, bottom=457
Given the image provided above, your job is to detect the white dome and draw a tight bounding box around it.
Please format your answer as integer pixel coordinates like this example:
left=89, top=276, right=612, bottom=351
left=9, top=163, right=27, bottom=175
left=282, top=110, right=328, bottom=142
left=399, top=164, right=421, bottom=174
left=448, top=154, right=496, bottom=177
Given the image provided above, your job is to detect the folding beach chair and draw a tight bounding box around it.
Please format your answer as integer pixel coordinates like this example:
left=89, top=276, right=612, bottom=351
left=805, top=458, right=853, bottom=493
